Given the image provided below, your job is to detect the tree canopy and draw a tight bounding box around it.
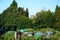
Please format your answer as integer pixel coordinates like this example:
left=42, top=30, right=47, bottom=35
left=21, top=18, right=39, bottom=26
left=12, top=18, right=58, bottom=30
left=0, top=0, right=60, bottom=32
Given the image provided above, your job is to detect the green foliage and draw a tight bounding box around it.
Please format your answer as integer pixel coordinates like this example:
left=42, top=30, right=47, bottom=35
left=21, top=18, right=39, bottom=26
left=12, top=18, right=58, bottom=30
left=0, top=1, right=60, bottom=40
left=54, top=5, right=60, bottom=31
left=18, top=7, right=29, bottom=17
left=35, top=10, right=54, bottom=29
left=2, top=0, right=18, bottom=31
left=0, top=31, right=14, bottom=40
left=17, top=16, right=32, bottom=29
left=0, top=0, right=29, bottom=31
left=25, top=8, right=29, bottom=17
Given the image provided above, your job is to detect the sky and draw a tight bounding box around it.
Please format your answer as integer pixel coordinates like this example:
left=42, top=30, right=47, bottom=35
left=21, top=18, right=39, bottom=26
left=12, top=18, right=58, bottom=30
left=0, top=0, right=60, bottom=17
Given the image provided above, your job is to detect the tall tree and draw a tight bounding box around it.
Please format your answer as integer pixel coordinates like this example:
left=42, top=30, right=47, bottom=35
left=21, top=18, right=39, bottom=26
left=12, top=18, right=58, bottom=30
left=54, top=5, right=60, bottom=30
left=1, top=0, right=18, bottom=31
left=1, top=0, right=29, bottom=31
left=35, top=10, right=54, bottom=29
left=25, top=8, right=29, bottom=17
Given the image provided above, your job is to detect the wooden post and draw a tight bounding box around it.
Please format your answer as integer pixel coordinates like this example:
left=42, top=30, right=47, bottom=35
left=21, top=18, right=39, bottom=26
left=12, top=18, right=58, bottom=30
left=14, top=31, right=17, bottom=40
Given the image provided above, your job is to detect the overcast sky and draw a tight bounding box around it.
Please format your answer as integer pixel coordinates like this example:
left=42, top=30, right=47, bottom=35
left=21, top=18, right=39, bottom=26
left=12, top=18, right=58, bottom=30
left=0, top=0, right=60, bottom=16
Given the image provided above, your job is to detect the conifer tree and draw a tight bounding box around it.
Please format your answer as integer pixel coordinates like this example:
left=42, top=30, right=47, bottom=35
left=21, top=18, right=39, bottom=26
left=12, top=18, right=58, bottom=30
left=1, top=0, right=29, bottom=31
left=1, top=0, right=18, bottom=31
left=54, top=5, right=60, bottom=30
left=25, top=8, right=29, bottom=17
